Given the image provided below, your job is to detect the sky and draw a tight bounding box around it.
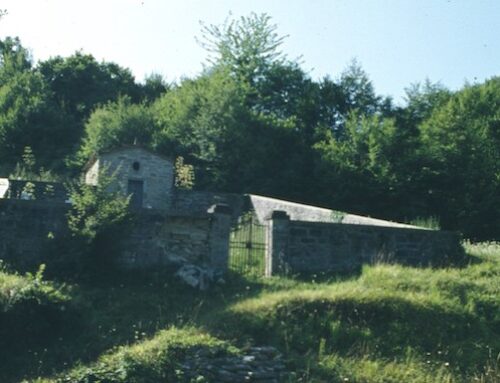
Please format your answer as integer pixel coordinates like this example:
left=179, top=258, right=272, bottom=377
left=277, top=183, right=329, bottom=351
left=0, top=0, right=499, bottom=104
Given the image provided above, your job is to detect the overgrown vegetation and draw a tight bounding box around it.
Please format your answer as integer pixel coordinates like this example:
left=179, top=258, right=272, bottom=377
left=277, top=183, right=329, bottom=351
left=0, top=263, right=73, bottom=369
left=0, top=242, right=498, bottom=382
left=64, top=170, right=132, bottom=275
left=9, top=146, right=60, bottom=183
left=35, top=327, right=235, bottom=383
left=174, top=156, right=195, bottom=190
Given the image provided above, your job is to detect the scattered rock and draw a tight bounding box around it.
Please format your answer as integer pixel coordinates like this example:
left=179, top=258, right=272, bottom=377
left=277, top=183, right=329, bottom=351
left=180, top=346, right=287, bottom=382
left=175, top=264, right=224, bottom=290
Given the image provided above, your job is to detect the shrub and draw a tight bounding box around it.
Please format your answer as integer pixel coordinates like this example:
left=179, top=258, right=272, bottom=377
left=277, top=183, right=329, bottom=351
left=0, top=263, right=72, bottom=354
left=65, top=170, right=132, bottom=275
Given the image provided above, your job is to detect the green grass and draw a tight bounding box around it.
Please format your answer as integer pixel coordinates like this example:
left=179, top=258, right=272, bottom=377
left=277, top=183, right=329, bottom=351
left=0, top=264, right=69, bottom=312
left=408, top=216, right=441, bottom=230
left=219, top=241, right=500, bottom=382
left=0, top=264, right=74, bottom=379
left=228, top=212, right=267, bottom=276
left=1, top=242, right=499, bottom=382
left=33, top=327, right=236, bottom=383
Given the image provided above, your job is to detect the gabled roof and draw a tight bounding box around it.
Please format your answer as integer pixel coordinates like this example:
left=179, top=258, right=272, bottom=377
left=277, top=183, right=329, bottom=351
left=83, top=145, right=174, bottom=172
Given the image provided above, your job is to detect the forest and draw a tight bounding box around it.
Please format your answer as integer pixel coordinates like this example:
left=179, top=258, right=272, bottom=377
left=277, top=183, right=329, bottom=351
left=0, top=13, right=498, bottom=241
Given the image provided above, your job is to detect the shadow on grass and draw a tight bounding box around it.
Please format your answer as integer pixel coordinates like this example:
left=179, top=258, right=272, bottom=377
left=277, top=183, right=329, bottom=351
left=0, top=267, right=297, bottom=383
left=211, top=292, right=499, bottom=375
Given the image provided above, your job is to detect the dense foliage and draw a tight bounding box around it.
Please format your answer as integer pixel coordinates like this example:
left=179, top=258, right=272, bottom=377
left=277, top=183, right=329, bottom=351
left=0, top=13, right=498, bottom=240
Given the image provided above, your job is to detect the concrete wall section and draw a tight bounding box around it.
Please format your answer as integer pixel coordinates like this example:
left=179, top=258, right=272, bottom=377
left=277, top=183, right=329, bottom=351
left=266, top=212, right=462, bottom=275
left=249, top=194, right=421, bottom=229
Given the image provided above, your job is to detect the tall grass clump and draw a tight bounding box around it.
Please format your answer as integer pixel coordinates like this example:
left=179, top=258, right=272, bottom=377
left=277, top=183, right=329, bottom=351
left=35, top=327, right=236, bottom=383
left=0, top=262, right=73, bottom=376
left=408, top=216, right=441, bottom=230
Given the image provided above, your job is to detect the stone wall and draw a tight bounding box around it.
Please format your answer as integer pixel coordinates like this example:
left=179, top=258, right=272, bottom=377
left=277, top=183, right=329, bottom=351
left=5, top=180, right=68, bottom=202
left=0, top=199, right=232, bottom=277
left=266, top=211, right=463, bottom=276
left=120, top=207, right=232, bottom=272
left=0, top=199, right=69, bottom=267
left=121, top=212, right=211, bottom=267
left=171, top=190, right=245, bottom=222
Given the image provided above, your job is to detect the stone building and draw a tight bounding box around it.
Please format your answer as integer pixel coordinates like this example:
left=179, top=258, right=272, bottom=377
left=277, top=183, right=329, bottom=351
left=84, top=146, right=174, bottom=210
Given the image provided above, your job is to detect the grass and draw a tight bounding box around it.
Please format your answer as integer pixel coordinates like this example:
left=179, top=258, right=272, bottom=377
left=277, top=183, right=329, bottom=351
left=408, top=216, right=441, bottom=230
left=0, top=264, right=74, bottom=379
left=228, top=212, right=266, bottom=276
left=0, top=242, right=499, bottom=382
left=32, top=327, right=236, bottom=383
left=0, top=264, right=68, bottom=312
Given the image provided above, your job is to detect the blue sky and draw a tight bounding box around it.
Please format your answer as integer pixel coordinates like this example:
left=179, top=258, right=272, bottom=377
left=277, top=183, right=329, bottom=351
left=1, top=0, right=499, bottom=103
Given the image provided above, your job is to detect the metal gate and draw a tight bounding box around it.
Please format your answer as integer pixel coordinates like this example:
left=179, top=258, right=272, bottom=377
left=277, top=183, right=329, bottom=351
left=229, top=213, right=267, bottom=276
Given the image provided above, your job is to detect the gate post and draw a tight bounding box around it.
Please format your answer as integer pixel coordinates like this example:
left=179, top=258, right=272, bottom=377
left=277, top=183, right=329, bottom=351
left=208, top=204, right=232, bottom=273
left=265, top=210, right=290, bottom=277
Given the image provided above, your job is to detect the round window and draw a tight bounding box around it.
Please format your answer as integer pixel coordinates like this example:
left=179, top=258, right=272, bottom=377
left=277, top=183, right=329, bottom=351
left=132, top=161, right=140, bottom=171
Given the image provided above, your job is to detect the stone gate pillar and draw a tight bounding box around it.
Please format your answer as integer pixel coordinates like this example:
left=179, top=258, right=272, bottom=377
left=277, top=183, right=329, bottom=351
left=265, top=210, right=290, bottom=277
left=207, top=204, right=232, bottom=272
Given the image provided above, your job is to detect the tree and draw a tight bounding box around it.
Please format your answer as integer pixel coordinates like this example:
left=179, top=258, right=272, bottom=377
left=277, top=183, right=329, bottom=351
left=338, top=60, right=381, bottom=115
left=152, top=68, right=246, bottom=188
left=38, top=52, right=141, bottom=162
left=152, top=67, right=311, bottom=197
left=193, top=13, right=325, bottom=198
left=418, top=78, right=500, bottom=240
left=39, top=52, right=140, bottom=121
left=139, top=73, right=170, bottom=104
left=79, top=97, right=157, bottom=161
left=314, top=112, right=398, bottom=215
left=316, top=60, right=393, bottom=140
left=0, top=37, right=32, bottom=81
left=199, top=12, right=287, bottom=86
left=0, top=67, right=69, bottom=167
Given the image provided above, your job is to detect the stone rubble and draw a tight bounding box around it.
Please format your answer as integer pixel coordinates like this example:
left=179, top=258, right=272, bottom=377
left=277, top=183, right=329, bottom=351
left=180, top=346, right=287, bottom=382
left=175, top=264, right=224, bottom=290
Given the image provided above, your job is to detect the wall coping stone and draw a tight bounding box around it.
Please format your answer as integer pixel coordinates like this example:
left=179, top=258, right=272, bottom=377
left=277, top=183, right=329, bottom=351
left=288, top=218, right=458, bottom=236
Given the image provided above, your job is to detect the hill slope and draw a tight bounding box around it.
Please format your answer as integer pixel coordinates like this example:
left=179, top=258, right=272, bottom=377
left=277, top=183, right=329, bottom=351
left=1, top=242, right=498, bottom=383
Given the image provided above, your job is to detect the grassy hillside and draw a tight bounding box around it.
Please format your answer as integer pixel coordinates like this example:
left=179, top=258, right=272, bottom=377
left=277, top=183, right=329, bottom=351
left=219, top=242, right=499, bottom=382
left=1, top=242, right=498, bottom=383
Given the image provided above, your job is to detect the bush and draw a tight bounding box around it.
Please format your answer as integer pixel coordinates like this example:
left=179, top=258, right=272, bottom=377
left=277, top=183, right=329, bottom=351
left=0, top=263, right=73, bottom=354
left=65, top=170, right=132, bottom=275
